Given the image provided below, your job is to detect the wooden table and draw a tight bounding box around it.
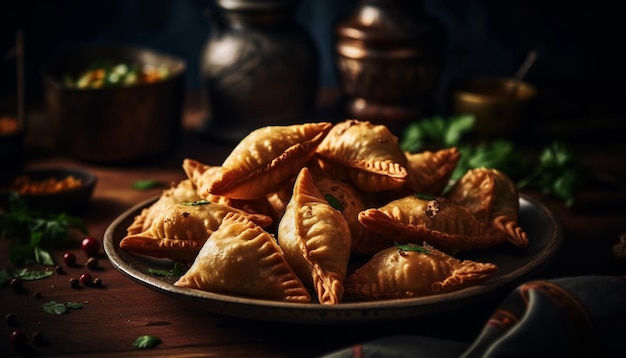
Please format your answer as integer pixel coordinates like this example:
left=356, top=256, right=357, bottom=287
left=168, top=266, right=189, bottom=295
left=2, top=88, right=626, bottom=357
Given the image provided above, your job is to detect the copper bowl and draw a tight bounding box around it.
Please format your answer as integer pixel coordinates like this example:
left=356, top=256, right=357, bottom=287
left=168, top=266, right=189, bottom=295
left=452, top=77, right=537, bottom=138
left=43, top=45, right=186, bottom=163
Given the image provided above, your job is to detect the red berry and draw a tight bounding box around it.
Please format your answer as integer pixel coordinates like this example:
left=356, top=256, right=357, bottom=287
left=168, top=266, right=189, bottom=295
left=79, top=273, right=93, bottom=286
left=9, top=329, right=27, bottom=348
left=63, top=252, right=77, bottom=266
left=81, top=237, right=100, bottom=256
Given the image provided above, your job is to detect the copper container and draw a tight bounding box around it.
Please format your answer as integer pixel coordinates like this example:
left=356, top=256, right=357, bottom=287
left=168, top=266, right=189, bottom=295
left=453, top=77, right=537, bottom=138
left=334, top=0, right=446, bottom=134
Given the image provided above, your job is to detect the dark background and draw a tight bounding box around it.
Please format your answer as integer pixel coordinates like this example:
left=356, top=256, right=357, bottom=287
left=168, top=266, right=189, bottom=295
left=1, top=0, right=625, bottom=114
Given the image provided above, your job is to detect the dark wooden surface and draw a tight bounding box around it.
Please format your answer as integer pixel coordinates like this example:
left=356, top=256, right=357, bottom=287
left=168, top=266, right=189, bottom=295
left=2, top=87, right=626, bottom=357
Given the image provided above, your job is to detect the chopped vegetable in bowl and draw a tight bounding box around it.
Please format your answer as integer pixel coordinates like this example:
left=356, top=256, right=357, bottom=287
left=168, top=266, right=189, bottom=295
left=63, top=61, right=170, bottom=89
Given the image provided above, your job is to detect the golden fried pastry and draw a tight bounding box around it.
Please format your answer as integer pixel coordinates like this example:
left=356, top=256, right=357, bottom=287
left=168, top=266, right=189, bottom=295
left=344, top=243, right=498, bottom=300
left=207, top=122, right=332, bottom=200
left=120, top=200, right=273, bottom=263
left=313, top=175, right=390, bottom=256
left=265, top=177, right=296, bottom=224
left=446, top=168, right=528, bottom=248
left=277, top=167, right=351, bottom=304
left=183, top=158, right=270, bottom=212
left=174, top=212, right=311, bottom=302
left=404, top=147, right=461, bottom=195
left=311, top=119, right=408, bottom=192
left=126, top=179, right=203, bottom=235
left=182, top=158, right=226, bottom=201
left=358, top=195, right=509, bottom=254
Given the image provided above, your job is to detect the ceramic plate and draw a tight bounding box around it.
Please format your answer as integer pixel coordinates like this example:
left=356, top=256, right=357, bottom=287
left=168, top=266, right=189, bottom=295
left=104, top=194, right=562, bottom=324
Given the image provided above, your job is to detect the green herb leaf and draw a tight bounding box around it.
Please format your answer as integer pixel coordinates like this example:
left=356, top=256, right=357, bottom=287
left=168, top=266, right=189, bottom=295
left=42, top=301, right=84, bottom=314
left=172, top=262, right=187, bottom=276
left=64, top=302, right=84, bottom=309
left=133, top=335, right=162, bottom=349
left=400, top=114, right=475, bottom=152
left=132, top=179, right=164, bottom=190
left=453, top=141, right=529, bottom=182
left=400, top=115, right=582, bottom=207
left=324, top=194, right=344, bottom=211
left=180, top=200, right=210, bottom=206
left=414, top=193, right=436, bottom=201
left=34, top=246, right=55, bottom=266
left=1, top=194, right=88, bottom=266
left=43, top=301, right=67, bottom=315
left=394, top=242, right=430, bottom=254
left=0, top=267, right=53, bottom=285
left=516, top=142, right=581, bottom=206
left=146, top=268, right=173, bottom=277
left=146, top=263, right=187, bottom=277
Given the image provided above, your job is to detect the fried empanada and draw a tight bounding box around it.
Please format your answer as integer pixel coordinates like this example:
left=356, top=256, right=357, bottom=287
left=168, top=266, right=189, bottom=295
left=182, top=158, right=226, bottom=201
left=344, top=242, right=497, bottom=300
left=313, top=175, right=390, bottom=256
left=126, top=179, right=203, bottom=235
left=207, top=122, right=332, bottom=199
left=277, top=167, right=351, bottom=304
left=405, top=147, right=461, bottom=195
left=311, top=119, right=408, bottom=192
left=357, top=195, right=509, bottom=254
left=446, top=168, right=528, bottom=248
left=120, top=200, right=273, bottom=263
left=184, top=157, right=284, bottom=220
left=174, top=212, right=311, bottom=303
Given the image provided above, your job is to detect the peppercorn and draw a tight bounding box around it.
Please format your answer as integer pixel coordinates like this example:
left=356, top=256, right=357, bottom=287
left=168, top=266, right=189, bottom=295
left=93, top=277, right=103, bottom=287
left=32, top=331, right=45, bottom=346
left=69, top=278, right=80, bottom=288
left=5, top=313, right=18, bottom=326
left=55, top=265, right=65, bottom=274
left=86, top=257, right=99, bottom=270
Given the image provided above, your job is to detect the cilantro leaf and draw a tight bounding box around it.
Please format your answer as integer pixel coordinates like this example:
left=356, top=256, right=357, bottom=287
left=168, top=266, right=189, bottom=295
left=133, top=335, right=162, bottom=349
left=64, top=302, right=85, bottom=309
left=146, top=263, right=187, bottom=277
left=180, top=200, right=210, bottom=206
left=132, top=179, right=164, bottom=190
left=42, top=301, right=84, bottom=314
left=399, top=115, right=582, bottom=207
left=400, top=114, right=475, bottom=152
left=0, top=267, right=54, bottom=285
left=324, top=193, right=344, bottom=211
left=516, top=142, right=581, bottom=206
left=0, top=194, right=88, bottom=266
left=43, top=301, right=67, bottom=315
left=394, top=242, right=431, bottom=254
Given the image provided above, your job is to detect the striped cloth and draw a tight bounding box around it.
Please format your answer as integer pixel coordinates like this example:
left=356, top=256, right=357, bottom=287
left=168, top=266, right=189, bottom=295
left=322, top=276, right=626, bottom=358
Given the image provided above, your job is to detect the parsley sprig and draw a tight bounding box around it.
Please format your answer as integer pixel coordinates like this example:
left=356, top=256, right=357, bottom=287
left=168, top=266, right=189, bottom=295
left=0, top=193, right=88, bottom=266
left=400, top=115, right=582, bottom=207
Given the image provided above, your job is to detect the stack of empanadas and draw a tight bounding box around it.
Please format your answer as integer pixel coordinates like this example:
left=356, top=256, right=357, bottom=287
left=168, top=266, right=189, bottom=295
left=119, top=120, right=529, bottom=304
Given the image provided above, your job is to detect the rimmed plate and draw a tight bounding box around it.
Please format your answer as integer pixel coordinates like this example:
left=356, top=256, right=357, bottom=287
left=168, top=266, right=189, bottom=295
left=104, top=194, right=562, bottom=324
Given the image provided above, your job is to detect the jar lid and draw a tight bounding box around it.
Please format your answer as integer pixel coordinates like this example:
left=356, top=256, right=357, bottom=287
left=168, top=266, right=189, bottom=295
left=217, top=0, right=297, bottom=11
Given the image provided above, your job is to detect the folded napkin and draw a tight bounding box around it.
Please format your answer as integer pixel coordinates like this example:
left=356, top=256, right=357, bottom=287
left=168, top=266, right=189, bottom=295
left=322, top=276, right=626, bottom=358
